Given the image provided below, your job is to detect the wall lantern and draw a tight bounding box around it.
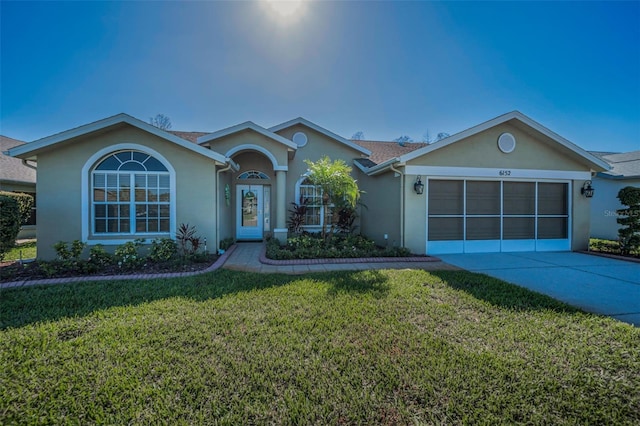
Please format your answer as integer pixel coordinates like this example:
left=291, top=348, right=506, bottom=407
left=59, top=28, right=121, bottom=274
left=414, top=176, right=424, bottom=195
left=581, top=180, right=595, bottom=198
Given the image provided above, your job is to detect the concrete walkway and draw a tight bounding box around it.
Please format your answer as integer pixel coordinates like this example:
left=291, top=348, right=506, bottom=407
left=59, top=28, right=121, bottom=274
left=437, top=252, right=640, bottom=326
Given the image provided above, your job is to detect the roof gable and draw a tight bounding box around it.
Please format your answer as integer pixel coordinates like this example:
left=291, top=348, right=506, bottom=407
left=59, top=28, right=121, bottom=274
left=197, top=121, right=297, bottom=150
left=8, top=114, right=228, bottom=164
left=399, top=111, right=610, bottom=171
left=269, top=117, right=371, bottom=156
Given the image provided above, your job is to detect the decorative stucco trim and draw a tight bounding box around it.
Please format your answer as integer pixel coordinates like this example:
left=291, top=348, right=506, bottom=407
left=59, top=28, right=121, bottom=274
left=225, top=144, right=288, bottom=171
left=404, top=165, right=591, bottom=180
left=197, top=121, right=297, bottom=150
left=81, top=143, right=177, bottom=243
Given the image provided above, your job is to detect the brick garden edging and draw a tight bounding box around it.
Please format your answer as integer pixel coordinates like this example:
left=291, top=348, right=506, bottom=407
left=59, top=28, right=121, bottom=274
left=0, top=244, right=238, bottom=289
left=259, top=245, right=441, bottom=265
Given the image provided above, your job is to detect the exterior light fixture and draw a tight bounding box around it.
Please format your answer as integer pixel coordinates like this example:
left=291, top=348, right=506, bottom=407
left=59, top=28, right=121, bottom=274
left=414, top=176, right=424, bottom=195
left=581, top=180, right=594, bottom=198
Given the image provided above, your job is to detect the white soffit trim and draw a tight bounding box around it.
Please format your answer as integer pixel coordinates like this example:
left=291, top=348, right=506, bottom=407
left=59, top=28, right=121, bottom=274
left=197, top=121, right=297, bottom=150
left=8, top=113, right=228, bottom=164
left=404, top=165, right=591, bottom=180
left=398, top=111, right=610, bottom=171
left=268, top=117, right=372, bottom=156
left=365, top=157, right=402, bottom=176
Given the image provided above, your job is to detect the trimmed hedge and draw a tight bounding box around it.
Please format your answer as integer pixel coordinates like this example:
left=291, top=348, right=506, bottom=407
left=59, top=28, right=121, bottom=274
left=0, top=195, right=21, bottom=260
left=0, top=191, right=34, bottom=225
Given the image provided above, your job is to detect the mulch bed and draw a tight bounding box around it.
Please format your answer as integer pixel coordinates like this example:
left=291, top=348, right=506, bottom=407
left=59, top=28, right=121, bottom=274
left=0, top=255, right=218, bottom=284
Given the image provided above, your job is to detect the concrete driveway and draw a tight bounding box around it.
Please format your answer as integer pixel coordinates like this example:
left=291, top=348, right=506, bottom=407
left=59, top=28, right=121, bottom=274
left=437, top=252, right=640, bottom=326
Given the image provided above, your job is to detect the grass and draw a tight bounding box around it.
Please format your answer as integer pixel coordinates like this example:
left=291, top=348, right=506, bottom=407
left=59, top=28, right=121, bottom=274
left=1, top=269, right=638, bottom=424
left=2, top=240, right=37, bottom=262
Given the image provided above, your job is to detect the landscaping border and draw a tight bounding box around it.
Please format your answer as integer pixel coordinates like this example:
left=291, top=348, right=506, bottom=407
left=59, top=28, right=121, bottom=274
left=0, top=245, right=238, bottom=289
left=580, top=250, right=640, bottom=264
left=259, top=245, right=441, bottom=265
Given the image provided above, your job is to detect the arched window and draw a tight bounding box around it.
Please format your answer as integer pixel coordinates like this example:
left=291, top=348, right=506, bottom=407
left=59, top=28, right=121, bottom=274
left=92, top=150, right=171, bottom=234
left=237, top=170, right=270, bottom=180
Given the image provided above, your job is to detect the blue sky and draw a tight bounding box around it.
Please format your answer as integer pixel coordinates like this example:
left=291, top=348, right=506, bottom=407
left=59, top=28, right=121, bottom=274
left=1, top=1, right=639, bottom=152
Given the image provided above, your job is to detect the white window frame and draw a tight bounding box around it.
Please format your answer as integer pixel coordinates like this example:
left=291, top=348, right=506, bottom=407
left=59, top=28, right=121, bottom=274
left=294, top=175, right=331, bottom=231
left=81, top=144, right=176, bottom=245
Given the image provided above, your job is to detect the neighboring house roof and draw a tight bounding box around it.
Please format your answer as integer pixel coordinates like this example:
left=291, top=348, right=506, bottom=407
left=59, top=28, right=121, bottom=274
left=269, top=117, right=371, bottom=156
left=353, top=140, right=427, bottom=165
left=362, top=111, right=611, bottom=175
left=196, top=121, right=297, bottom=150
left=168, top=130, right=210, bottom=144
left=596, top=150, right=640, bottom=179
left=0, top=135, right=36, bottom=185
left=8, top=114, right=228, bottom=164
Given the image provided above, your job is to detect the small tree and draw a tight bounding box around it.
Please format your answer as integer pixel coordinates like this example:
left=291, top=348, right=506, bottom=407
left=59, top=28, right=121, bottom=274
left=0, top=191, right=34, bottom=224
left=351, top=131, right=365, bottom=140
left=149, top=114, right=172, bottom=130
left=617, top=186, right=640, bottom=255
left=304, top=156, right=360, bottom=242
left=0, top=195, right=21, bottom=260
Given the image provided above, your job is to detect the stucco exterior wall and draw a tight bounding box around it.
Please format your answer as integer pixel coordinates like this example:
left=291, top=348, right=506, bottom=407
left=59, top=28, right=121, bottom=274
left=202, top=130, right=289, bottom=169
left=274, top=124, right=367, bottom=218
left=407, top=123, right=586, bottom=171
left=590, top=177, right=640, bottom=240
left=357, top=170, right=402, bottom=247
left=34, top=125, right=219, bottom=259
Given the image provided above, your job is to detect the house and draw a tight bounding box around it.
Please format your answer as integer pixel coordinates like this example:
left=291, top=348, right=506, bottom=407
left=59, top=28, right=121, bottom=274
left=1, top=135, right=37, bottom=239
left=8, top=111, right=609, bottom=259
left=589, top=150, right=640, bottom=240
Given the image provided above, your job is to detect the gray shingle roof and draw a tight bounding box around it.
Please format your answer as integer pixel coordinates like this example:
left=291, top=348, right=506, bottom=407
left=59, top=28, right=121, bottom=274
left=0, top=136, right=36, bottom=185
left=598, top=150, right=640, bottom=179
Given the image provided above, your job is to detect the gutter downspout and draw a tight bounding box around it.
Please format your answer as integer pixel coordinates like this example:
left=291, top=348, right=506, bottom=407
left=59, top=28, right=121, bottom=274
left=389, top=163, right=404, bottom=247
left=215, top=161, right=234, bottom=254
left=22, top=159, right=37, bottom=170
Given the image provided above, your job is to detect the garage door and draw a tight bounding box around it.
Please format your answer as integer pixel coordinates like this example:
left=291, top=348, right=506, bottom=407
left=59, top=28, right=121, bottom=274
left=426, top=179, right=570, bottom=254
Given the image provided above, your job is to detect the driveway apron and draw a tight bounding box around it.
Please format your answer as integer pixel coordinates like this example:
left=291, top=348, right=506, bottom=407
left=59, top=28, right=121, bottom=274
left=437, top=252, right=640, bottom=326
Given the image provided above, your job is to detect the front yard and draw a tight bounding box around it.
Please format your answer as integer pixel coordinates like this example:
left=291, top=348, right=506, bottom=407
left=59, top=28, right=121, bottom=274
left=1, top=269, right=638, bottom=424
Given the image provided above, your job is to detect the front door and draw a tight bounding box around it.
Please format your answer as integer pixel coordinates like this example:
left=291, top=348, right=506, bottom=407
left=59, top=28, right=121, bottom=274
left=236, top=185, right=263, bottom=240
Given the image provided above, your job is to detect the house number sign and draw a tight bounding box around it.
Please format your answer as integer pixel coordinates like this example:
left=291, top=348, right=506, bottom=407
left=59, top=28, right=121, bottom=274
left=498, top=170, right=512, bottom=176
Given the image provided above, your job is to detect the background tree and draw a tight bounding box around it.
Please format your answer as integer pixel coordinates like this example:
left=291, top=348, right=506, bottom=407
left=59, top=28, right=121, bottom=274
left=351, top=131, right=365, bottom=140
left=393, top=135, right=413, bottom=146
left=304, top=156, right=360, bottom=242
left=149, top=114, right=172, bottom=130
left=422, top=130, right=450, bottom=143
left=617, top=186, right=640, bottom=254
left=436, top=132, right=450, bottom=141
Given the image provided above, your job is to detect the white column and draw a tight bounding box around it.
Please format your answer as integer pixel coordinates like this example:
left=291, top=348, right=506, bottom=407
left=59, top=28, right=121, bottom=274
left=274, top=170, right=288, bottom=243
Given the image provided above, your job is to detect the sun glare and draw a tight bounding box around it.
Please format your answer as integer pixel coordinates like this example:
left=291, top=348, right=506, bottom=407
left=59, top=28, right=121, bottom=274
left=264, top=0, right=306, bottom=19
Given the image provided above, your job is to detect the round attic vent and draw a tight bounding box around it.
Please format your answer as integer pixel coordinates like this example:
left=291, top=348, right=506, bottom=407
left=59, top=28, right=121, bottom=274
left=498, top=132, right=516, bottom=154
left=292, top=132, right=308, bottom=147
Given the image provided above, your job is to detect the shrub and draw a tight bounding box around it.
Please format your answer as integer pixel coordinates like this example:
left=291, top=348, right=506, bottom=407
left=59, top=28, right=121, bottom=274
left=219, top=237, right=235, bottom=251
left=287, top=202, right=308, bottom=234
left=53, top=240, right=87, bottom=261
left=88, top=244, right=114, bottom=267
left=617, top=186, right=640, bottom=255
left=149, top=238, right=178, bottom=262
left=0, top=195, right=21, bottom=261
left=176, top=223, right=202, bottom=256
left=115, top=239, right=145, bottom=269
left=0, top=191, right=34, bottom=225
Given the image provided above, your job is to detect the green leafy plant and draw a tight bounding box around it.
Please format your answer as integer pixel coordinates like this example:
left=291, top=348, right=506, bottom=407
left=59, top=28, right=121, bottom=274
left=53, top=240, right=87, bottom=261
left=88, top=244, right=114, bottom=268
left=114, top=239, right=145, bottom=269
left=304, top=156, right=361, bottom=242
left=176, top=223, right=202, bottom=256
left=0, top=191, right=34, bottom=225
left=219, top=237, right=235, bottom=251
left=0, top=195, right=21, bottom=261
left=149, top=238, right=178, bottom=263
left=617, top=186, right=640, bottom=255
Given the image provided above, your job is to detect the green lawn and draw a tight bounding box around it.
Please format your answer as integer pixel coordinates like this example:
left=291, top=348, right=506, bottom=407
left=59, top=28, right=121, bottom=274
left=1, top=269, right=638, bottom=424
left=3, top=240, right=37, bottom=262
